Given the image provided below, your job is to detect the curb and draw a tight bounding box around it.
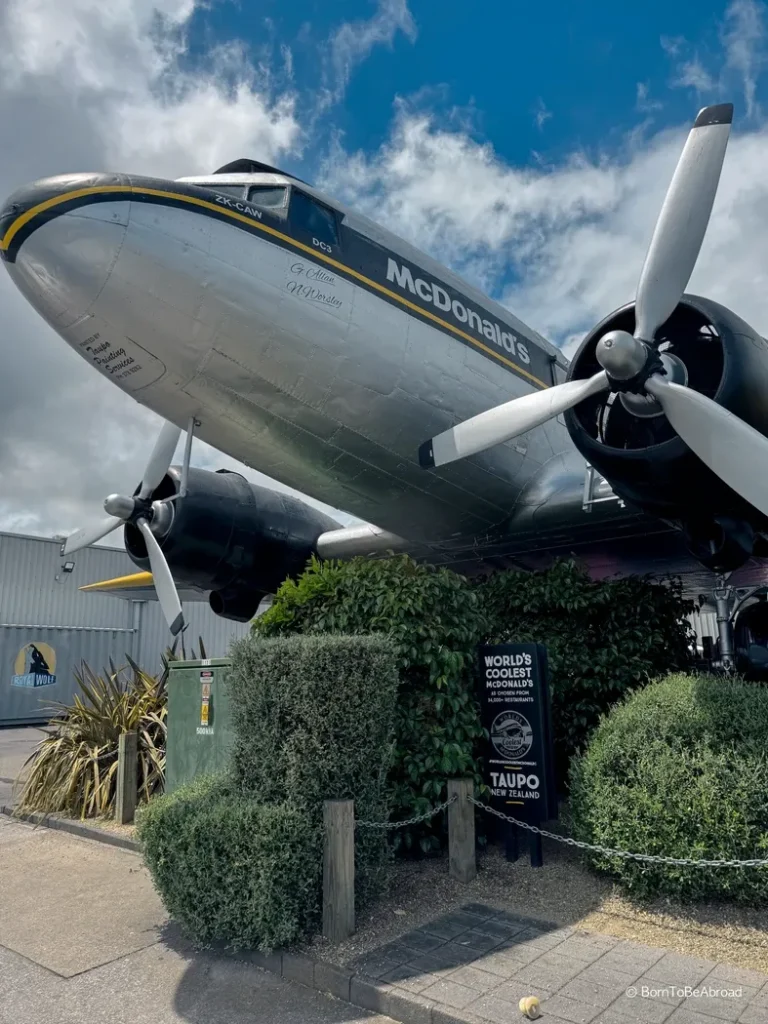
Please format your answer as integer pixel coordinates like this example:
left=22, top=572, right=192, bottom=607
left=1, top=806, right=141, bottom=853
left=221, top=944, right=468, bottom=1024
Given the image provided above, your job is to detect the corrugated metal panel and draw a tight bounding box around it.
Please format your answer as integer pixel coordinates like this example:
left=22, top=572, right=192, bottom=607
left=136, top=600, right=250, bottom=674
left=0, top=530, right=253, bottom=723
left=689, top=610, right=718, bottom=640
left=0, top=532, right=135, bottom=628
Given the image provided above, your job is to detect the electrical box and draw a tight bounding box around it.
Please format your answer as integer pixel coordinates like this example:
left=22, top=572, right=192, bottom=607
left=165, top=658, right=236, bottom=794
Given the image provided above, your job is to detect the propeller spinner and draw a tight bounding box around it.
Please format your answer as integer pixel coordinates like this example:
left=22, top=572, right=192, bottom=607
left=418, top=104, right=768, bottom=519
left=61, top=419, right=188, bottom=635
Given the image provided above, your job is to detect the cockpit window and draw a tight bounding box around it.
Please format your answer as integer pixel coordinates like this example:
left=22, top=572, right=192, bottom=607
left=247, top=185, right=288, bottom=210
left=289, top=190, right=338, bottom=248
left=203, top=184, right=245, bottom=198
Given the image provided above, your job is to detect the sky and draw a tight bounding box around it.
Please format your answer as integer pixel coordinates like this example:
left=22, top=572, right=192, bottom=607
left=2, top=0, right=768, bottom=541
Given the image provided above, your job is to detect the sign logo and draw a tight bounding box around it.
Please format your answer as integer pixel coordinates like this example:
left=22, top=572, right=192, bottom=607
left=11, top=642, right=57, bottom=689
left=490, top=710, right=533, bottom=760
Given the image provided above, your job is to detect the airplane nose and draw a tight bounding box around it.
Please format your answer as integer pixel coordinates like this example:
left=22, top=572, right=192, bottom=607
left=0, top=173, right=131, bottom=329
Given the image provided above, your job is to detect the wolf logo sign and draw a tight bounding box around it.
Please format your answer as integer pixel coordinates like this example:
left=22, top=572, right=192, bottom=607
left=11, top=642, right=57, bottom=688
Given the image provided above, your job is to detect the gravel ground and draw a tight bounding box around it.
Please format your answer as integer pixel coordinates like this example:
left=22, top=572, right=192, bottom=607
left=303, top=839, right=768, bottom=974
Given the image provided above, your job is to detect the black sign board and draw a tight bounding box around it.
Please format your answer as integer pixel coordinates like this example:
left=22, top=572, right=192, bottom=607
left=477, top=643, right=557, bottom=824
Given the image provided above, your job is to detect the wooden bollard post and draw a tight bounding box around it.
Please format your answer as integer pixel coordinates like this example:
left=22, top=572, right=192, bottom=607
left=448, top=778, right=476, bottom=883
left=323, top=799, right=355, bottom=942
left=116, top=731, right=138, bottom=824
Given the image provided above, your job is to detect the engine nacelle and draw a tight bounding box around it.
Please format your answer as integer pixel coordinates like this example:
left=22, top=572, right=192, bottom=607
left=124, top=466, right=338, bottom=621
left=564, top=295, right=768, bottom=573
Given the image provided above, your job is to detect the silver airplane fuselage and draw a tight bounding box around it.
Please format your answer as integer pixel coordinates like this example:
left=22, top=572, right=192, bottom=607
left=1, top=165, right=699, bottom=581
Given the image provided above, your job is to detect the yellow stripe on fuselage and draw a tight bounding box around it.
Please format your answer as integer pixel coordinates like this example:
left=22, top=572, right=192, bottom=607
left=1, top=184, right=549, bottom=389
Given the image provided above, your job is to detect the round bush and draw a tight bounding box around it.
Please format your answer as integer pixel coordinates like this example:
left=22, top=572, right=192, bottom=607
left=137, top=774, right=321, bottom=950
left=570, top=673, right=768, bottom=903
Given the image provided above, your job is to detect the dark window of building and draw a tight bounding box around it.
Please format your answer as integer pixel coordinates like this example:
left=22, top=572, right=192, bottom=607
left=247, top=185, right=288, bottom=210
left=289, top=190, right=339, bottom=247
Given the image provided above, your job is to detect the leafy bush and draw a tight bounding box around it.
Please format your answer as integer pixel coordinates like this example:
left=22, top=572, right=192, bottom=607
left=138, top=774, right=319, bottom=950
left=254, top=555, right=487, bottom=852
left=570, top=673, right=768, bottom=903
left=481, top=560, right=694, bottom=783
left=17, top=655, right=169, bottom=818
left=228, top=633, right=400, bottom=900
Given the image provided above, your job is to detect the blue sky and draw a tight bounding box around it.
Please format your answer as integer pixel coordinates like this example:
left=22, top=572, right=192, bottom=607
left=187, top=0, right=757, bottom=177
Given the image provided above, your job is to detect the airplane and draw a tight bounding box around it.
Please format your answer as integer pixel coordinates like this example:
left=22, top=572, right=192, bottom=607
left=4, top=101, right=768, bottom=673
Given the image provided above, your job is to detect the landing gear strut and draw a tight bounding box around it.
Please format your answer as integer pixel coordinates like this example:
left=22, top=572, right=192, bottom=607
left=713, top=576, right=735, bottom=674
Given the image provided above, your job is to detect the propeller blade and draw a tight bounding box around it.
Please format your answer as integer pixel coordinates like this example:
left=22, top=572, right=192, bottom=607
left=634, top=103, right=732, bottom=343
left=420, top=371, right=609, bottom=468
left=136, top=518, right=185, bottom=635
left=645, top=375, right=768, bottom=517
left=61, top=516, right=123, bottom=556
left=138, top=421, right=182, bottom=500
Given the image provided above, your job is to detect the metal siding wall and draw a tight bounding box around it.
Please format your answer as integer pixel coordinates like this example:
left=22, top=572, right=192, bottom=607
left=0, top=530, right=251, bottom=723
left=689, top=610, right=718, bottom=640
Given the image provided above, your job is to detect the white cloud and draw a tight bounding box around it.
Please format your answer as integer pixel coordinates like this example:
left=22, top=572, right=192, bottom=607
left=636, top=82, right=663, bottom=113
left=322, top=107, right=768, bottom=359
left=533, top=98, right=553, bottom=131
left=321, top=0, right=417, bottom=108
left=722, top=0, right=767, bottom=118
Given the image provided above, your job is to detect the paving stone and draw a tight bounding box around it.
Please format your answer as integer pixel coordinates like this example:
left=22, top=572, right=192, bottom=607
left=578, top=964, right=645, bottom=991
left=423, top=916, right=479, bottom=942
left=352, top=953, right=403, bottom=980
left=427, top=943, right=481, bottom=970
left=739, top=1006, right=768, bottom=1024
left=374, top=941, right=419, bottom=965
left=467, top=991, right=521, bottom=1024
left=468, top=949, right=530, bottom=978
left=455, top=930, right=506, bottom=953
left=645, top=955, right=719, bottom=988
left=493, top=978, right=556, bottom=1004
left=632, top=978, right=687, bottom=1007
left=610, top=991, right=679, bottom=1022
left=480, top=919, right=529, bottom=941
left=705, top=967, right=768, bottom=989
left=380, top=964, right=439, bottom=994
left=680, top=986, right=758, bottom=1022
left=668, top=1009, right=734, bottom=1024
left=493, top=939, right=548, bottom=965
left=513, top=953, right=588, bottom=991
left=448, top=964, right=506, bottom=991
left=422, top=977, right=480, bottom=1009
left=488, top=909, right=541, bottom=929
left=408, top=953, right=458, bottom=976
left=592, top=1012, right=656, bottom=1024
left=750, top=988, right=768, bottom=1010
left=511, top=927, right=573, bottom=953
left=398, top=929, right=448, bottom=955
left=603, top=943, right=668, bottom=971
left=560, top=977, right=634, bottom=1010
left=542, top=994, right=605, bottom=1023
left=557, top=937, right=620, bottom=965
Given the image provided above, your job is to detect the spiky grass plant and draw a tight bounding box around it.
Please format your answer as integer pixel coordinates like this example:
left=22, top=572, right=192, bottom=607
left=16, top=639, right=206, bottom=820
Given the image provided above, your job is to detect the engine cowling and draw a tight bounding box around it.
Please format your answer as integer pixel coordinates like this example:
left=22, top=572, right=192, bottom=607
left=564, top=295, right=768, bottom=573
left=124, top=466, right=339, bottom=621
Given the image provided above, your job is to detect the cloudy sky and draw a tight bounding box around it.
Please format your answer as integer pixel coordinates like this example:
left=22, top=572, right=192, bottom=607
left=2, top=0, right=768, bottom=541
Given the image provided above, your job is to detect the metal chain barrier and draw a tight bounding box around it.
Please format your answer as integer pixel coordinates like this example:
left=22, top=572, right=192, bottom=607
left=468, top=795, right=768, bottom=869
left=356, top=794, right=457, bottom=830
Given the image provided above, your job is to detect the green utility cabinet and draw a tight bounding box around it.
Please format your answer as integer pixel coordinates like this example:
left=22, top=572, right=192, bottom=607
left=166, top=658, right=236, bottom=794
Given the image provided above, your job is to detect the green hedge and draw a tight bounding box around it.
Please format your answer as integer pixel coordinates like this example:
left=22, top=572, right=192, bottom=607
left=228, top=633, right=400, bottom=902
left=137, top=775, right=320, bottom=949
left=570, top=673, right=768, bottom=903
left=482, top=560, right=694, bottom=783
left=253, top=555, right=487, bottom=853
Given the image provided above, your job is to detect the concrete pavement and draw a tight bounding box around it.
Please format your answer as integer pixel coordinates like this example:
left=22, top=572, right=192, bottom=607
left=0, top=814, right=396, bottom=1024
left=0, top=725, right=43, bottom=805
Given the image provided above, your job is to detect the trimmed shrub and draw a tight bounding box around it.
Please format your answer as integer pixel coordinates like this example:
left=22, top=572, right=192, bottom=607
left=481, top=560, right=694, bottom=784
left=228, top=633, right=400, bottom=902
left=253, top=555, right=487, bottom=852
left=138, top=774, right=319, bottom=949
left=570, top=673, right=768, bottom=903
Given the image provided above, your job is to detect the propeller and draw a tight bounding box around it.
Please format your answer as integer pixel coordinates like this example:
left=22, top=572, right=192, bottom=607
left=417, top=103, right=768, bottom=520
left=61, top=419, right=187, bottom=635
